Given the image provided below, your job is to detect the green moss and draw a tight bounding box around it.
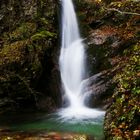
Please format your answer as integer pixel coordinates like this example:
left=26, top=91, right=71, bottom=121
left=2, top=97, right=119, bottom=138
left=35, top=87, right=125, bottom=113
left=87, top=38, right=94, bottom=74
left=0, top=40, right=29, bottom=65
left=7, top=22, right=36, bottom=42
left=31, top=30, right=56, bottom=41
left=40, top=18, right=49, bottom=25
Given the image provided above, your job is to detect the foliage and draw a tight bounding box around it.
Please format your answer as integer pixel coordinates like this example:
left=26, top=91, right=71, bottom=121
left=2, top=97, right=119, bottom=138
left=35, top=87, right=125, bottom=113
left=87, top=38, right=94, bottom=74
left=105, top=43, right=140, bottom=139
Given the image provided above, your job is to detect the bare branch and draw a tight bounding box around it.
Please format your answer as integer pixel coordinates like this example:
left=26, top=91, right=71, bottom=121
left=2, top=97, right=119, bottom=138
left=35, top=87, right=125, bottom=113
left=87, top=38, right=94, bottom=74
left=105, top=8, right=140, bottom=16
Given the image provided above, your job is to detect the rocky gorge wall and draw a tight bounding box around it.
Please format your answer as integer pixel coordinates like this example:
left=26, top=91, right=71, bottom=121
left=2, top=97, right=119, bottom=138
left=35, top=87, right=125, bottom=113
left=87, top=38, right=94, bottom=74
left=0, top=0, right=61, bottom=113
left=75, top=0, right=140, bottom=139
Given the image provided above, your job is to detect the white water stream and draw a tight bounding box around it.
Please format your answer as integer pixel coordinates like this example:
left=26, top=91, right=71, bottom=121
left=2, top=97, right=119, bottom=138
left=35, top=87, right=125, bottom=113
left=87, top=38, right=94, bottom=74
left=58, top=0, right=104, bottom=121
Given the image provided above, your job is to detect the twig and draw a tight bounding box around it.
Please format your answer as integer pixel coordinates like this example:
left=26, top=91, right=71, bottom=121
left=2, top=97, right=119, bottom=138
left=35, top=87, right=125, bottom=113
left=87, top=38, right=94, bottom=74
left=105, top=8, right=140, bottom=16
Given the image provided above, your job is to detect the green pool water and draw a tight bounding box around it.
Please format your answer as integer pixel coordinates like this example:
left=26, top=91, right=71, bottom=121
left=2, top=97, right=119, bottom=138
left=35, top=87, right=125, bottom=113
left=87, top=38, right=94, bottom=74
left=0, top=112, right=105, bottom=140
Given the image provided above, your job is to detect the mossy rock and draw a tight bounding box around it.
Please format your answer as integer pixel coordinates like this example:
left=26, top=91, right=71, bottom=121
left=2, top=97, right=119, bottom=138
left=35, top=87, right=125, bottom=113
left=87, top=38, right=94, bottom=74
left=104, top=44, right=140, bottom=139
left=8, top=22, right=37, bottom=42
left=0, top=0, right=58, bottom=113
left=31, top=30, right=56, bottom=41
left=0, top=40, right=29, bottom=66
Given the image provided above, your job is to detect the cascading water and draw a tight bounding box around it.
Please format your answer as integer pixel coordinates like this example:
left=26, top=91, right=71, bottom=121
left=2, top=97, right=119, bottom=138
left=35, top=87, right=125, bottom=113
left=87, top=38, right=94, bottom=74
left=59, top=0, right=85, bottom=109
left=58, top=0, right=105, bottom=121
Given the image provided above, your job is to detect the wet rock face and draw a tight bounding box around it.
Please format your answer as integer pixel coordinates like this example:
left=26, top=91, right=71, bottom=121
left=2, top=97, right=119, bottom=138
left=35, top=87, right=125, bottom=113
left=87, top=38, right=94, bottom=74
left=86, top=27, right=118, bottom=74
left=0, top=0, right=61, bottom=113
left=83, top=72, right=114, bottom=110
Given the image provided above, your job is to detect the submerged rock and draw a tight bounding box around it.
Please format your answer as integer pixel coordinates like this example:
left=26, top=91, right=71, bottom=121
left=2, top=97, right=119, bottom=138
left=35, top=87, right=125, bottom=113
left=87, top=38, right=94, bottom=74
left=0, top=131, right=92, bottom=140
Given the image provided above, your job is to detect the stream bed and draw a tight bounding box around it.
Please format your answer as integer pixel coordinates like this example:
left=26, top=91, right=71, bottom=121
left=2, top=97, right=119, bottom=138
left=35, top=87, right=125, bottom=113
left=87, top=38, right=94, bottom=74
left=0, top=112, right=105, bottom=140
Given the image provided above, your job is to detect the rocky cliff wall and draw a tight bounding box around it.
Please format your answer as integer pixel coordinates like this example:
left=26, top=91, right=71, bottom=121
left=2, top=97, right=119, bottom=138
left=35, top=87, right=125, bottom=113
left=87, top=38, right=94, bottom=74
left=0, top=0, right=61, bottom=113
left=75, top=0, right=140, bottom=139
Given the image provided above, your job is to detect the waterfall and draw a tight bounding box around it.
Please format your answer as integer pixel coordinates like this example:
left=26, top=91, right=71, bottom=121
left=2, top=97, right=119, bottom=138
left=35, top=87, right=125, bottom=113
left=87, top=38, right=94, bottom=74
left=59, top=0, right=85, bottom=108
left=58, top=0, right=104, bottom=121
